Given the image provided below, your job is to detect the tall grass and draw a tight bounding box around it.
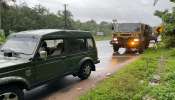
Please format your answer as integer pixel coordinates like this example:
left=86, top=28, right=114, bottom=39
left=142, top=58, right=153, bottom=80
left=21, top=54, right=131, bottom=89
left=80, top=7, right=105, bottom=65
left=80, top=48, right=175, bottom=100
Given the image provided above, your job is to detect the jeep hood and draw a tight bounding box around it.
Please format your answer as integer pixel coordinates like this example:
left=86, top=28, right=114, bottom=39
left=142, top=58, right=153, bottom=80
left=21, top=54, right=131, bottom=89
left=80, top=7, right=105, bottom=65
left=0, top=55, right=29, bottom=68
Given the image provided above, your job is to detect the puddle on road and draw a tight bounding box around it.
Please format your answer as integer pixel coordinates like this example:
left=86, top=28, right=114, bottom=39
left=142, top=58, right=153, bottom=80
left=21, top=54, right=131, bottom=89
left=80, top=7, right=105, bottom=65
left=96, top=52, right=138, bottom=71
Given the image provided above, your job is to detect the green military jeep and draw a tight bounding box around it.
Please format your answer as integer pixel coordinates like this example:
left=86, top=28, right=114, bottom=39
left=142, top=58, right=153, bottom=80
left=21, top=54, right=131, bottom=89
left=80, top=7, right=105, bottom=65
left=0, top=29, right=99, bottom=100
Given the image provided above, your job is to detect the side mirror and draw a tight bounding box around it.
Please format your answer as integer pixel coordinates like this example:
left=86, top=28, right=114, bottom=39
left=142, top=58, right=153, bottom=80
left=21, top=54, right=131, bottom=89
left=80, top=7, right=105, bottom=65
left=39, top=51, right=47, bottom=60
left=112, top=25, right=114, bottom=30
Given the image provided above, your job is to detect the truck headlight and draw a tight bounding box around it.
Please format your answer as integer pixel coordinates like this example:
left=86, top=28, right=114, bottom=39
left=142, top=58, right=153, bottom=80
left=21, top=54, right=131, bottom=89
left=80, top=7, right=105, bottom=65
left=134, top=38, right=139, bottom=42
left=113, top=38, right=117, bottom=41
left=131, top=41, right=135, bottom=45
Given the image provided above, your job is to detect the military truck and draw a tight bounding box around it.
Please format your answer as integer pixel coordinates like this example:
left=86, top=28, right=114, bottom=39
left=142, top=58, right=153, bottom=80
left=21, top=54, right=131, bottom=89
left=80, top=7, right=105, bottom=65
left=110, top=23, right=152, bottom=53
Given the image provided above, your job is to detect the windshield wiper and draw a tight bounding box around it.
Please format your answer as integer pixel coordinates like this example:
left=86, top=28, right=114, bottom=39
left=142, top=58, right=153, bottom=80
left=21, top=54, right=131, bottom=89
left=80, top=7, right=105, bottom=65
left=13, top=51, right=31, bottom=55
left=1, top=48, right=31, bottom=55
left=1, top=48, right=13, bottom=52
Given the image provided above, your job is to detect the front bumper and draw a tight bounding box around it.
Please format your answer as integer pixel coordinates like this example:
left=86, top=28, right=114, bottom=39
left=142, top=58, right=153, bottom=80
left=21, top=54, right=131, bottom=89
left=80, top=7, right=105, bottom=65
left=94, top=59, right=100, bottom=64
left=110, top=40, right=141, bottom=49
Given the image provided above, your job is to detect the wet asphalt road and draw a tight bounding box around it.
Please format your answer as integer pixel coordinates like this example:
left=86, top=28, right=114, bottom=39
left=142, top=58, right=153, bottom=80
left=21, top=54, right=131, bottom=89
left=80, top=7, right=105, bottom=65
left=24, top=40, right=139, bottom=100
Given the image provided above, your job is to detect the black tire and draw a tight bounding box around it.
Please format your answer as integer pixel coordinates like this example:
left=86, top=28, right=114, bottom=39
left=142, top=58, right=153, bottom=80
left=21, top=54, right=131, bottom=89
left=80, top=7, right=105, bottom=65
left=138, top=44, right=145, bottom=54
left=126, top=48, right=133, bottom=54
left=78, top=62, right=92, bottom=80
left=145, top=41, right=150, bottom=49
left=113, top=44, right=119, bottom=52
left=0, top=85, right=24, bottom=100
left=138, top=49, right=144, bottom=54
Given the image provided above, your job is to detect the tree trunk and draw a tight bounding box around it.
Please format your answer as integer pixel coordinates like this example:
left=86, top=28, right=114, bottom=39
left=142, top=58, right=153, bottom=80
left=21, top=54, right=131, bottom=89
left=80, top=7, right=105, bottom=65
left=4, top=29, right=9, bottom=37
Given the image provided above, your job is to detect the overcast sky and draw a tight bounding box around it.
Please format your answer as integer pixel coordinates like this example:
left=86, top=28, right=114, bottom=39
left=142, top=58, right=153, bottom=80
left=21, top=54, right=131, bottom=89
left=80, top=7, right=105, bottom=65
left=16, top=0, right=175, bottom=26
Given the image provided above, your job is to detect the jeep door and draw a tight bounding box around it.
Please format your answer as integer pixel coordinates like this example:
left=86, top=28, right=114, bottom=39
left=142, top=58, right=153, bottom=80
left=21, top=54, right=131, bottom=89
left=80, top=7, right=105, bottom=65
left=34, top=39, right=66, bottom=83
left=65, top=38, right=87, bottom=72
left=86, top=38, right=97, bottom=60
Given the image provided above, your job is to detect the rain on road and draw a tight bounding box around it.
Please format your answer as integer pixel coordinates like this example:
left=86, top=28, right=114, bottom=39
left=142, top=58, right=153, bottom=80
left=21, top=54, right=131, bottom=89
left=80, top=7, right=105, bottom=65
left=25, top=40, right=139, bottom=100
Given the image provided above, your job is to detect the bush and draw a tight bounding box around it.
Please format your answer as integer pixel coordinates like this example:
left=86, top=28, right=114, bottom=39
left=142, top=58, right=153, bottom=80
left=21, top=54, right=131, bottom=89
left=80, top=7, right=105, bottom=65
left=0, top=31, right=6, bottom=44
left=161, top=23, right=175, bottom=47
left=154, top=5, right=175, bottom=48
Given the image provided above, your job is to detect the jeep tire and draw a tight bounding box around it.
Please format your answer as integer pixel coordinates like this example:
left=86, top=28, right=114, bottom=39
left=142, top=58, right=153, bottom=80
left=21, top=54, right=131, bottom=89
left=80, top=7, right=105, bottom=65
left=0, top=85, right=24, bottom=100
left=78, top=62, right=92, bottom=80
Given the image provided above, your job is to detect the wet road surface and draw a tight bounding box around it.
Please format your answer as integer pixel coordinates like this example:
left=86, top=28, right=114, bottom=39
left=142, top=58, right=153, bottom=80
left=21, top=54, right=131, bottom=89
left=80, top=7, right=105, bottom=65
left=24, top=40, right=139, bottom=100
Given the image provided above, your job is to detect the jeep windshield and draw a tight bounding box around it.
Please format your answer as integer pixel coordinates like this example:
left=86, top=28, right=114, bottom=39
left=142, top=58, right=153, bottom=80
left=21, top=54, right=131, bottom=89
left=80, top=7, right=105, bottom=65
left=1, top=36, right=38, bottom=55
left=116, top=23, right=141, bottom=33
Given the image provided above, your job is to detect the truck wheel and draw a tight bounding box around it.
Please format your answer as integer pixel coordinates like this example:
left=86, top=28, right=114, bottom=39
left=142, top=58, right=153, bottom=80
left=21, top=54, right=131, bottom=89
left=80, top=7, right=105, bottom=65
left=113, top=45, right=119, bottom=52
left=138, top=45, right=145, bottom=54
left=78, top=62, right=92, bottom=80
left=145, top=41, right=150, bottom=49
left=138, top=48, right=144, bottom=53
left=0, top=86, right=24, bottom=100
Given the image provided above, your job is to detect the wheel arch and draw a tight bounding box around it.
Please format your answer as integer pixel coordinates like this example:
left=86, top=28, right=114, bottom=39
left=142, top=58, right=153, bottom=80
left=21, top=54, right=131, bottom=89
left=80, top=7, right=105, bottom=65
left=79, top=57, right=96, bottom=71
left=0, top=76, right=30, bottom=90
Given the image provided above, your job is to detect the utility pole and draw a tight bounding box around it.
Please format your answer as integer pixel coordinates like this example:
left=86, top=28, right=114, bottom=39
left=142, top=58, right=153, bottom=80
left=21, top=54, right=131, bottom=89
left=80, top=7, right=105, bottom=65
left=112, top=19, right=120, bottom=32
left=64, top=4, right=68, bottom=29
left=154, top=0, right=158, bottom=6
left=0, top=0, right=2, bottom=29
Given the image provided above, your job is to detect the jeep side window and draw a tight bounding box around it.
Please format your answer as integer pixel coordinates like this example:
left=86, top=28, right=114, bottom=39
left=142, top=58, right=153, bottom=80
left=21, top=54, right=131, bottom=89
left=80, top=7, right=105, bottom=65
left=69, top=38, right=86, bottom=53
left=39, top=39, right=64, bottom=57
left=87, top=38, right=94, bottom=49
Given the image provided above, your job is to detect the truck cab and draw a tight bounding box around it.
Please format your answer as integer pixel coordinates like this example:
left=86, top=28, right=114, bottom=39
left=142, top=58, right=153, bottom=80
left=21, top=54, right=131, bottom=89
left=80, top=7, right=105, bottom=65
left=111, top=23, right=152, bottom=53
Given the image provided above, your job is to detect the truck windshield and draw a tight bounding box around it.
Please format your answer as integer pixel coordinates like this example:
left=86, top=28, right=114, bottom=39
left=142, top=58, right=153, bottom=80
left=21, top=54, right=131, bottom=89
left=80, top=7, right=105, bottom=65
left=116, top=23, right=141, bottom=32
left=1, top=37, right=38, bottom=55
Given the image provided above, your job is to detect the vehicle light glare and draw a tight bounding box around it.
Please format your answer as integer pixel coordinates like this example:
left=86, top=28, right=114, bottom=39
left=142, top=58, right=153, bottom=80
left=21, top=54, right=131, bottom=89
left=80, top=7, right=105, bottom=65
left=131, top=42, right=135, bottom=45
left=113, top=38, right=117, bottom=41
left=134, top=39, right=139, bottom=42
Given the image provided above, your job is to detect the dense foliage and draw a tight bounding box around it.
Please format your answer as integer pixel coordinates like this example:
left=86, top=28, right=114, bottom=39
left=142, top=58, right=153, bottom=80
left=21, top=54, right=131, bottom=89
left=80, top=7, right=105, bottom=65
left=0, top=2, right=112, bottom=37
left=154, top=0, right=175, bottom=47
left=0, top=31, right=5, bottom=44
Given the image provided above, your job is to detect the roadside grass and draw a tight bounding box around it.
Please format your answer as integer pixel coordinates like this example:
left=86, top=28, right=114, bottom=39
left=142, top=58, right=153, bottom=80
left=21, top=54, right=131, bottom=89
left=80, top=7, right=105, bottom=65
left=80, top=48, right=175, bottom=100
left=94, top=34, right=112, bottom=41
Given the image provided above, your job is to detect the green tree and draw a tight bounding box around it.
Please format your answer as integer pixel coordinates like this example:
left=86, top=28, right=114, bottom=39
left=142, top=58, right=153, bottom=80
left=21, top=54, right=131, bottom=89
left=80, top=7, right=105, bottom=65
left=1, top=4, right=75, bottom=34
left=99, top=21, right=112, bottom=35
left=1, top=3, right=112, bottom=39
left=0, top=0, right=15, bottom=36
left=58, top=9, right=74, bottom=29
left=155, top=1, right=175, bottom=47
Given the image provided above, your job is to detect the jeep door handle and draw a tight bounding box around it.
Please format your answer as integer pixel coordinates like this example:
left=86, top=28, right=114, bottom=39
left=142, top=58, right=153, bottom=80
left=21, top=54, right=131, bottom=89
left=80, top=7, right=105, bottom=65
left=82, top=52, right=87, bottom=55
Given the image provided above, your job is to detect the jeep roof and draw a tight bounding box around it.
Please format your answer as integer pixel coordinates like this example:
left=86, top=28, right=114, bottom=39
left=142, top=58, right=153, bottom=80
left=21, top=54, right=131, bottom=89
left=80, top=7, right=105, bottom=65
left=10, top=29, right=92, bottom=39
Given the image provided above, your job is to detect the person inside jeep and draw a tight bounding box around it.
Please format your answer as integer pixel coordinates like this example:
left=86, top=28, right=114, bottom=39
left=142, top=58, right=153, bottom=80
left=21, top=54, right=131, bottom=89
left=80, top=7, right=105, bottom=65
left=39, top=41, right=50, bottom=55
left=51, top=42, right=64, bottom=56
left=39, top=42, right=46, bottom=51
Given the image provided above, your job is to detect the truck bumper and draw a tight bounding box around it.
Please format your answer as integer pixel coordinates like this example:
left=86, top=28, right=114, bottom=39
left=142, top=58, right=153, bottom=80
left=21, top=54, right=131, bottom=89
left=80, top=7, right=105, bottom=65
left=110, top=40, right=118, bottom=45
